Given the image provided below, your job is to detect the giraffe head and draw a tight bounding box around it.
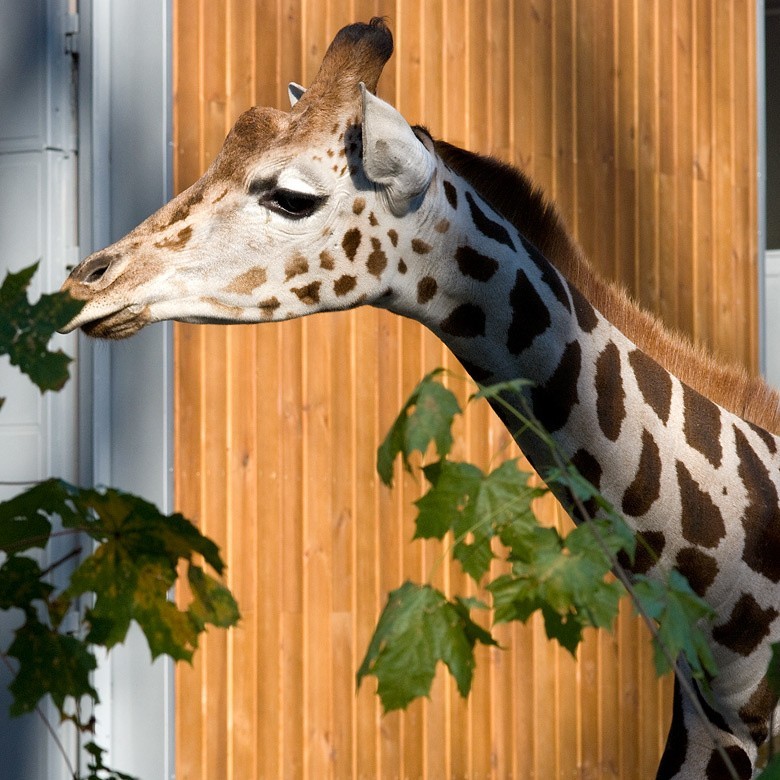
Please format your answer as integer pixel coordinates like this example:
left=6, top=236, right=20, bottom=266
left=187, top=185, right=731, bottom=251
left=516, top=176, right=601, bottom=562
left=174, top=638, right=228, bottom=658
left=60, top=19, right=437, bottom=338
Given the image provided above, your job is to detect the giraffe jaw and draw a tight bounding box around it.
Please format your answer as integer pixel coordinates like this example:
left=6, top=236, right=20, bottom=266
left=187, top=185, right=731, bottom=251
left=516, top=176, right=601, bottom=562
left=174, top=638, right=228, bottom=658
left=61, top=302, right=152, bottom=340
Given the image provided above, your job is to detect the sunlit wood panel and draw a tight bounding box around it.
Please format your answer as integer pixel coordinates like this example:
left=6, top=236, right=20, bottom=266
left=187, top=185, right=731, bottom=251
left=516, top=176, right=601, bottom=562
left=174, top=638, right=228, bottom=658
left=173, top=2, right=759, bottom=777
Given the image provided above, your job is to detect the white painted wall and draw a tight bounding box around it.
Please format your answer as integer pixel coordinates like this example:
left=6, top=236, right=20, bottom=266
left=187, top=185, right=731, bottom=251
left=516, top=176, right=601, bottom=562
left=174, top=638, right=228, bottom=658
left=0, top=1, right=174, bottom=778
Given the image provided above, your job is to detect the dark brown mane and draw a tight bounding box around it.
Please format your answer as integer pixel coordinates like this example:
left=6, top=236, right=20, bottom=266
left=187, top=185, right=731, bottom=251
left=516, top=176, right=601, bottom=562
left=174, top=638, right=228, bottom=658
left=434, top=138, right=780, bottom=436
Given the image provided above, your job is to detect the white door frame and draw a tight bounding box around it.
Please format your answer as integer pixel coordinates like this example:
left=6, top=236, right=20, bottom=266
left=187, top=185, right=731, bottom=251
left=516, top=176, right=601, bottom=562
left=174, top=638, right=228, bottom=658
left=78, top=1, right=174, bottom=777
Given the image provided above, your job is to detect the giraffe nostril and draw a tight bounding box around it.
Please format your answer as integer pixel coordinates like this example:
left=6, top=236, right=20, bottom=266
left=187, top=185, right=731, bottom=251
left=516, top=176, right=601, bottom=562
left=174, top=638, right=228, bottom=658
left=73, top=252, right=119, bottom=285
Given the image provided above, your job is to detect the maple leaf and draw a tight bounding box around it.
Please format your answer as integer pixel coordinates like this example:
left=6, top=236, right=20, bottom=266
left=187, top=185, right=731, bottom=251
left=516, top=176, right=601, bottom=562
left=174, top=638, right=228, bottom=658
left=6, top=615, right=98, bottom=717
left=376, top=370, right=461, bottom=486
left=632, top=570, right=717, bottom=684
left=0, top=263, right=83, bottom=397
left=356, top=581, right=496, bottom=711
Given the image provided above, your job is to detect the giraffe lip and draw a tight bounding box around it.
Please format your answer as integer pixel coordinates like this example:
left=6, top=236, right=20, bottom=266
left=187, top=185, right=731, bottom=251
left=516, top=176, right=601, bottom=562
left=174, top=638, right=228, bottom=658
left=79, top=306, right=151, bottom=340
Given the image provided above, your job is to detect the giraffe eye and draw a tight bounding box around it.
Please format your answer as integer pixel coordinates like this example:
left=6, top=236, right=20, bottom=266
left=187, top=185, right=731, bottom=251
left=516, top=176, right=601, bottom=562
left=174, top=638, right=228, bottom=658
left=266, top=188, right=326, bottom=219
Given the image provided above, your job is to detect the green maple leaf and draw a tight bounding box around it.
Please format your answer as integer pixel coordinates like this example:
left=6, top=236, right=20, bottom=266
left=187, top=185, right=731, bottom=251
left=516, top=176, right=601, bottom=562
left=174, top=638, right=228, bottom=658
left=356, top=581, right=496, bottom=711
left=187, top=565, right=241, bottom=631
left=488, top=519, right=625, bottom=655
left=633, top=570, right=717, bottom=683
left=0, top=263, right=83, bottom=395
left=57, top=488, right=237, bottom=661
left=0, top=481, right=58, bottom=553
left=82, top=741, right=137, bottom=780
left=376, top=370, right=461, bottom=486
left=0, top=556, right=53, bottom=613
left=0, top=480, right=238, bottom=661
left=415, top=461, right=483, bottom=539
left=6, top=615, right=98, bottom=716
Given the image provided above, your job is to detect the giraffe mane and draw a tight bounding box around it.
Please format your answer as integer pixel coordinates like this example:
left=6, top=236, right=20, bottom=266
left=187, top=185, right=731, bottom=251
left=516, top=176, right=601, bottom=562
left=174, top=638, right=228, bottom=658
left=433, top=138, right=780, bottom=436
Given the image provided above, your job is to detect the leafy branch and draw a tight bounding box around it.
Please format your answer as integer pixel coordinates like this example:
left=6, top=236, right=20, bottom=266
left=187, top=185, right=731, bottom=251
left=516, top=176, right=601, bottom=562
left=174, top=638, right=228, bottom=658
left=0, top=264, right=240, bottom=780
left=358, top=370, right=737, bottom=768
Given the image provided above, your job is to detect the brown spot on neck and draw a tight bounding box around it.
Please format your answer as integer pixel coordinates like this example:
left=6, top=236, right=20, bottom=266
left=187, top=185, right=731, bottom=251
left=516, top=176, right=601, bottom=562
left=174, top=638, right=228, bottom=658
left=342, top=228, right=362, bottom=261
left=285, top=254, right=309, bottom=281
left=434, top=138, right=780, bottom=434
left=226, top=266, right=267, bottom=294
left=154, top=225, right=193, bottom=251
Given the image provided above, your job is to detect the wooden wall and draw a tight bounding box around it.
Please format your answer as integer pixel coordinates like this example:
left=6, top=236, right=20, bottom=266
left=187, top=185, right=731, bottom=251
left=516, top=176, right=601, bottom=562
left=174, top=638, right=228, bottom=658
left=172, top=2, right=758, bottom=778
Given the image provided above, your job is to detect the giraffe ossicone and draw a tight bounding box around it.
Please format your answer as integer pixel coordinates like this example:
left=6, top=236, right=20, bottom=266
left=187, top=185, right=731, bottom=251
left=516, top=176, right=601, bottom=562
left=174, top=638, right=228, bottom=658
left=60, top=17, right=780, bottom=780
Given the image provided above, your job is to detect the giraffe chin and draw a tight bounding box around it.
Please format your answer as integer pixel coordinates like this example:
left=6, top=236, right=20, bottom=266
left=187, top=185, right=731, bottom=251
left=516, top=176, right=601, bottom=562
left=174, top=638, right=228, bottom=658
left=79, top=306, right=151, bottom=340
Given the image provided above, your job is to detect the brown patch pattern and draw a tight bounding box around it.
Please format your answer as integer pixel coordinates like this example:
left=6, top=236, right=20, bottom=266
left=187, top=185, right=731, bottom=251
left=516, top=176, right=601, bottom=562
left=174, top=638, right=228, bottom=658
left=387, top=229, right=399, bottom=247
left=705, top=746, right=752, bottom=780
left=440, top=303, right=486, bottom=339
left=675, top=547, right=719, bottom=596
left=738, top=678, right=778, bottom=745
left=154, top=225, right=193, bottom=250
left=443, top=179, right=458, bottom=210
left=455, top=245, right=499, bottom=282
left=506, top=268, right=551, bottom=355
left=284, top=254, right=309, bottom=281
left=735, top=426, right=780, bottom=582
left=570, top=448, right=602, bottom=522
left=530, top=341, right=581, bottom=433
left=368, top=211, right=379, bottom=226
left=676, top=461, right=726, bottom=548
left=417, top=277, right=438, bottom=305
left=342, top=228, right=362, bottom=261
left=433, top=138, right=780, bottom=435
left=258, top=297, right=280, bottom=316
left=569, top=285, right=599, bottom=333
left=621, top=429, right=662, bottom=517
left=619, top=530, right=666, bottom=575
left=367, top=237, right=387, bottom=277
left=749, top=422, right=778, bottom=454
left=466, top=191, right=515, bottom=250
left=412, top=238, right=432, bottom=254
left=435, top=219, right=450, bottom=233
left=333, top=275, right=357, bottom=296
left=629, top=349, right=673, bottom=424
left=682, top=384, right=723, bottom=467
left=656, top=680, right=687, bottom=779
left=226, top=266, right=267, bottom=294
left=521, top=236, right=571, bottom=314
left=397, top=259, right=407, bottom=274
left=319, top=250, right=336, bottom=270
left=352, top=197, right=366, bottom=215
left=595, top=342, right=626, bottom=442
left=712, top=593, right=778, bottom=656
left=291, top=281, right=322, bottom=306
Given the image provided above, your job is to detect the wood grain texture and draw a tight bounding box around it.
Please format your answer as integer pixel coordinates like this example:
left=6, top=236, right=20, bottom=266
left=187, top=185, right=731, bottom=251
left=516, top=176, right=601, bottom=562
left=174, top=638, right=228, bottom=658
left=172, top=1, right=759, bottom=777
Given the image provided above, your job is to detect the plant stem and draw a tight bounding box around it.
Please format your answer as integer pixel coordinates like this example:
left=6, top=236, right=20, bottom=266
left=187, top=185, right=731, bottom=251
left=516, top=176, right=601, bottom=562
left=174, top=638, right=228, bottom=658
left=0, top=652, right=77, bottom=778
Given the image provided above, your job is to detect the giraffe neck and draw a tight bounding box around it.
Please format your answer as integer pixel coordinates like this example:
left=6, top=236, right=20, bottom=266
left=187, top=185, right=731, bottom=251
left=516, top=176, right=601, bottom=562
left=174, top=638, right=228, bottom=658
left=380, top=154, right=780, bottom=770
left=381, top=155, right=779, bottom=585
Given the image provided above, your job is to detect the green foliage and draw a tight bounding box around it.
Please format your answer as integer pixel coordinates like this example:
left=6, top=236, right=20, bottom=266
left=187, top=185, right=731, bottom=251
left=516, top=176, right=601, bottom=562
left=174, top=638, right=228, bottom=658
left=359, top=370, right=718, bottom=716
left=377, top=368, right=461, bottom=486
left=0, top=479, right=240, bottom=717
left=632, top=570, right=716, bottom=684
left=0, top=262, right=84, bottom=401
left=0, top=265, right=238, bottom=780
left=356, top=581, right=496, bottom=711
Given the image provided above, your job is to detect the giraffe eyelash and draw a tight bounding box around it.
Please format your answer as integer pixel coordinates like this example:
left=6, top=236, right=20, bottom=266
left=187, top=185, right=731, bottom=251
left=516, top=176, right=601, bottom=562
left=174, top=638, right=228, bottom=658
left=263, top=188, right=328, bottom=219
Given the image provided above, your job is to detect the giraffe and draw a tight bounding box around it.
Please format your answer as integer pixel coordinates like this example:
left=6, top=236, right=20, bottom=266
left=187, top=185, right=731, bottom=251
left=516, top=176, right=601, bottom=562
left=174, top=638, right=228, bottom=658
left=59, top=19, right=780, bottom=779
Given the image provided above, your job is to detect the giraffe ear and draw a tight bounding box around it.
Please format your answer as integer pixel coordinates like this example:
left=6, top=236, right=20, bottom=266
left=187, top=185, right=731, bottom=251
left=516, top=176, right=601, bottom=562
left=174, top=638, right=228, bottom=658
left=288, top=82, right=306, bottom=107
left=360, top=83, right=435, bottom=216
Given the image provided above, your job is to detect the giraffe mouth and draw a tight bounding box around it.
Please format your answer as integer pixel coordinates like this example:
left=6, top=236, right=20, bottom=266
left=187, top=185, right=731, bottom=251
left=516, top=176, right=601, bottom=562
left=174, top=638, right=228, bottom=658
left=79, top=305, right=152, bottom=340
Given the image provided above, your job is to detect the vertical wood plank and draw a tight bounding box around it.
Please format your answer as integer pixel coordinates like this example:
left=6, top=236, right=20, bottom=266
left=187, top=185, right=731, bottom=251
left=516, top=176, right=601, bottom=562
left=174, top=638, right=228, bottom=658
left=173, top=3, right=760, bottom=778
